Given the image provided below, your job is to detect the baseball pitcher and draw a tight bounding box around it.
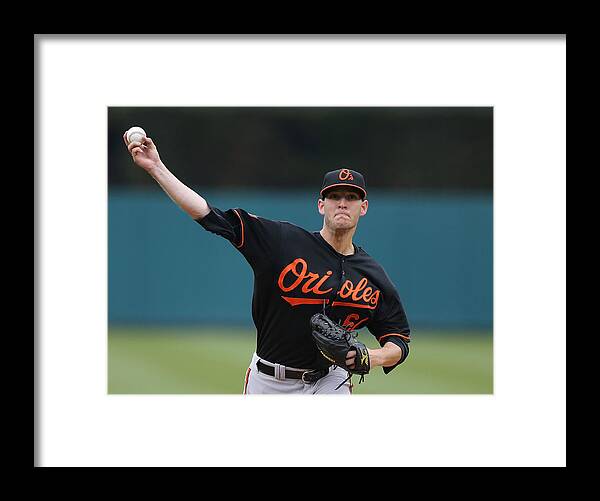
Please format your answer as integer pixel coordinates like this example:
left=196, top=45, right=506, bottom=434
left=124, top=130, right=411, bottom=394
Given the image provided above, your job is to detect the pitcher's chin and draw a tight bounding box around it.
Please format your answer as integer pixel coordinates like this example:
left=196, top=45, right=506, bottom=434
left=330, top=220, right=356, bottom=231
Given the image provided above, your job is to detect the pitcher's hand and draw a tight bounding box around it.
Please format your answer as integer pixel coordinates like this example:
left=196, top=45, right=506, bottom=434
left=123, top=131, right=162, bottom=173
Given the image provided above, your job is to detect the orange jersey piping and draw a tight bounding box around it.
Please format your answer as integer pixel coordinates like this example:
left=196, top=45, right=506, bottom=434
left=378, top=332, right=411, bottom=342
left=232, top=209, right=245, bottom=248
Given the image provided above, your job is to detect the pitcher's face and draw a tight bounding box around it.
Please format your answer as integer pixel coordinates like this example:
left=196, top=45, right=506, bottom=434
left=318, top=189, right=368, bottom=230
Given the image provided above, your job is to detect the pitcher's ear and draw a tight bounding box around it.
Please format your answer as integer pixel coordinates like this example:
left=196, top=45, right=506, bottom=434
left=360, top=199, right=369, bottom=216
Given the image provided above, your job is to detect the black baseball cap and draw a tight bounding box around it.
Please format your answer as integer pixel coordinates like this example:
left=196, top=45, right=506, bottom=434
left=320, top=168, right=367, bottom=199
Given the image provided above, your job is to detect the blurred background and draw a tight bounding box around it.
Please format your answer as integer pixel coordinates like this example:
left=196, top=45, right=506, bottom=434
left=108, top=107, right=493, bottom=394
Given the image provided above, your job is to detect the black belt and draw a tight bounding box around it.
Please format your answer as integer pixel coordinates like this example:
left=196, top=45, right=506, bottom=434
left=256, top=360, right=329, bottom=383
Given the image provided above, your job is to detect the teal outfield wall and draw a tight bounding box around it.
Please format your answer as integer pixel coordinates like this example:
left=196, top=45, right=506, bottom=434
left=108, top=189, right=493, bottom=329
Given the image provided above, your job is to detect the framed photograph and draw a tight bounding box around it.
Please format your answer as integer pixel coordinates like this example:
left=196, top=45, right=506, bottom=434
left=36, top=35, right=565, bottom=467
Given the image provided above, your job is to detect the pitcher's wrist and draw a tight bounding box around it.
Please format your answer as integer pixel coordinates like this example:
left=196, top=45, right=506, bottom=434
left=147, top=160, right=165, bottom=177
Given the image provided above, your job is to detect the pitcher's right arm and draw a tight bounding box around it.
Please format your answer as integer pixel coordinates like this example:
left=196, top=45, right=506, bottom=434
left=123, top=131, right=211, bottom=221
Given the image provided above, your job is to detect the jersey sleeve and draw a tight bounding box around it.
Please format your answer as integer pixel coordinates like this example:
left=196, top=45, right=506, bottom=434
left=195, top=203, right=282, bottom=273
left=367, top=283, right=411, bottom=374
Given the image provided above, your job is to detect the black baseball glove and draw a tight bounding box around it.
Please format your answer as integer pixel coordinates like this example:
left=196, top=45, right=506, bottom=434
left=310, top=313, right=370, bottom=387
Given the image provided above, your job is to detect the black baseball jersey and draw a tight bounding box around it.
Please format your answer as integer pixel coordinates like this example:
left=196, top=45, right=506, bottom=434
left=196, top=204, right=411, bottom=373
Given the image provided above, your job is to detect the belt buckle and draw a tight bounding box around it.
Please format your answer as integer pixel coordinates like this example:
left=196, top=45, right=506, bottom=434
left=301, top=370, right=319, bottom=384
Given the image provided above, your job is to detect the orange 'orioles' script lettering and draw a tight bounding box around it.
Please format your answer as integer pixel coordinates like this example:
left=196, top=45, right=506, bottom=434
left=278, top=258, right=333, bottom=295
left=339, top=278, right=380, bottom=306
left=278, top=258, right=380, bottom=309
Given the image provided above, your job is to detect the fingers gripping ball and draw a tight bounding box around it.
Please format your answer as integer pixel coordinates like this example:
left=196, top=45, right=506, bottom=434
left=126, top=126, right=147, bottom=144
left=310, top=313, right=370, bottom=388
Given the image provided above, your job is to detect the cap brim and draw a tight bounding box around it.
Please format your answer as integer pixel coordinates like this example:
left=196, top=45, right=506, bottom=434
left=320, top=183, right=367, bottom=199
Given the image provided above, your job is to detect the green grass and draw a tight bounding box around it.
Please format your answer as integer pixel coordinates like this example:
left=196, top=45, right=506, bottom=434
left=108, top=326, right=493, bottom=394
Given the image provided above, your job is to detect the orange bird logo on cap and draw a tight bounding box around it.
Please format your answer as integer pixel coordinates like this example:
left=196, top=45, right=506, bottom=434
left=339, top=169, right=354, bottom=181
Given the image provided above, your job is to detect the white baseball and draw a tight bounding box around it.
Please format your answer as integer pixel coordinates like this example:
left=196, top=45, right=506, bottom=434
left=126, top=126, right=147, bottom=144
